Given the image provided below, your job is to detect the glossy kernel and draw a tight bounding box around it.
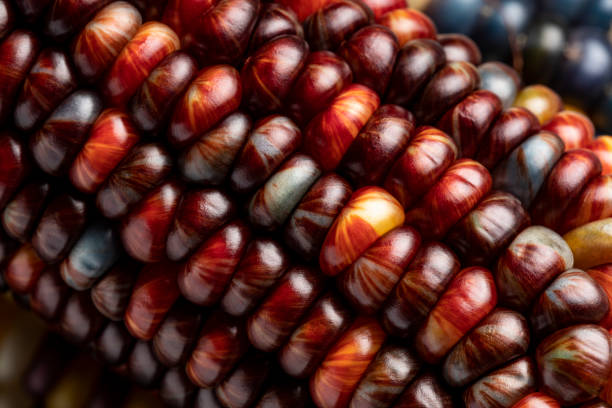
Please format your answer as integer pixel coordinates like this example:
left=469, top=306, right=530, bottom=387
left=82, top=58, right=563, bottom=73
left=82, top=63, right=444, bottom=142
left=285, top=51, right=353, bottom=126
left=496, top=226, right=574, bottom=311
left=382, top=241, right=461, bottom=337
left=447, top=191, right=531, bottom=266
left=283, top=174, right=353, bottom=260
left=31, top=90, right=103, bottom=176
left=169, top=65, right=242, bottom=148
left=279, top=293, right=352, bottom=378
left=514, top=85, right=563, bottom=125
left=69, top=108, right=141, bottom=194
left=531, top=149, right=602, bottom=230
left=543, top=110, right=595, bottom=150
left=443, top=308, right=530, bottom=387
left=562, top=174, right=612, bottom=234
left=230, top=115, right=302, bottom=194
left=130, top=51, right=198, bottom=134
left=0, top=30, right=40, bottom=124
left=564, top=218, right=612, bottom=270
left=91, top=262, right=138, bottom=321
left=338, top=226, right=421, bottom=314
left=179, top=112, right=252, bottom=185
left=320, top=186, right=405, bottom=276
left=60, top=221, right=120, bottom=291
left=339, top=104, right=415, bottom=187
left=44, top=0, right=112, bottom=41
left=178, top=220, right=251, bottom=306
left=464, top=357, right=537, bottom=408
left=387, top=39, right=446, bottom=107
left=102, top=22, right=180, bottom=107
left=72, top=1, right=142, bottom=82
left=492, top=131, right=565, bottom=208
left=437, top=89, right=503, bottom=158
left=249, top=3, right=303, bottom=52
left=166, top=188, right=237, bottom=261
left=186, top=312, right=248, bottom=388
left=588, top=136, right=612, bottom=175
left=531, top=269, right=609, bottom=338
left=247, top=266, right=324, bottom=352
left=437, top=33, right=482, bottom=65
left=350, top=345, right=421, bottom=407
left=31, top=193, right=88, bottom=263
left=415, top=266, right=497, bottom=364
left=241, top=35, right=309, bottom=113
left=587, top=264, right=612, bottom=329
left=406, top=158, right=492, bottom=240
left=121, top=180, right=183, bottom=263
left=188, top=0, right=261, bottom=65
left=478, top=62, right=521, bottom=109
left=221, top=238, right=290, bottom=317
left=339, top=25, right=399, bottom=95
left=414, top=61, right=480, bottom=124
left=248, top=154, right=322, bottom=231
left=97, top=143, right=173, bottom=219
left=476, top=107, right=541, bottom=170
left=537, top=324, right=612, bottom=405
left=14, top=48, right=77, bottom=132
left=304, top=84, right=380, bottom=172
left=303, top=0, right=372, bottom=51
left=378, top=8, right=436, bottom=47
left=2, top=181, right=50, bottom=243
left=310, top=317, right=386, bottom=408
left=152, top=300, right=203, bottom=367
left=125, top=261, right=181, bottom=340
left=384, top=126, right=458, bottom=209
